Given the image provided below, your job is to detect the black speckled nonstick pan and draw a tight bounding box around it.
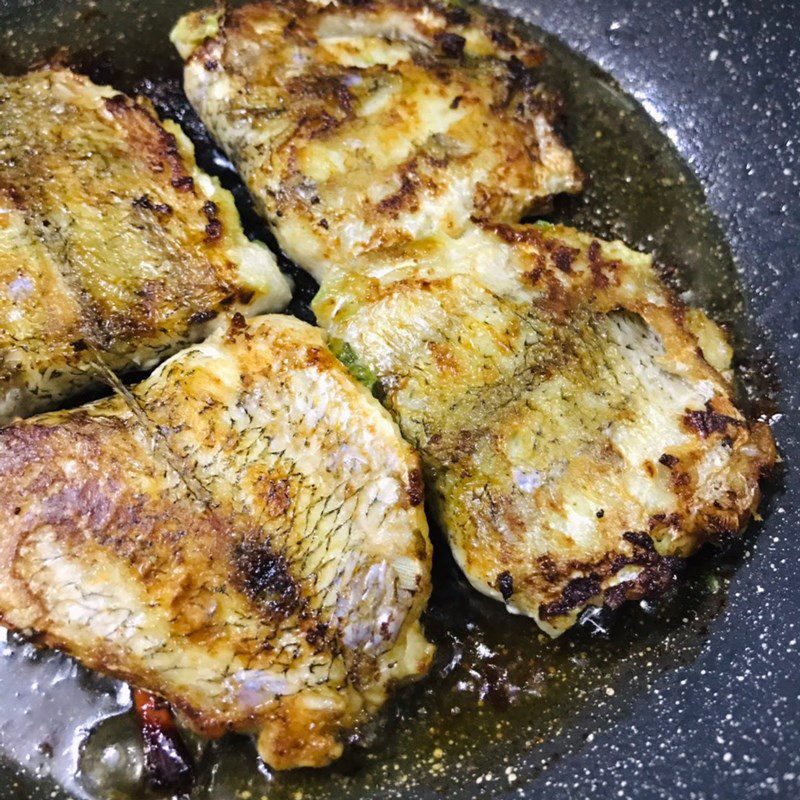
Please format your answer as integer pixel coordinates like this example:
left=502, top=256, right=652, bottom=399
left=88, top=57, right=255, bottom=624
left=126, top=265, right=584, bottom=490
left=0, top=1, right=797, bottom=798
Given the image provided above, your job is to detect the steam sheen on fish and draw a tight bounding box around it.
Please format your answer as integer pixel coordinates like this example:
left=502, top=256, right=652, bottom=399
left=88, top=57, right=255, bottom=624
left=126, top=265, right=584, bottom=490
left=0, top=314, right=433, bottom=768
left=0, top=68, right=291, bottom=425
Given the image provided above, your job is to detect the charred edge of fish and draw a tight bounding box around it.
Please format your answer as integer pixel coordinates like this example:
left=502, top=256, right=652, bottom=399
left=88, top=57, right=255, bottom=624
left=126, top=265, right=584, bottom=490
left=187, top=309, right=218, bottom=326
left=490, top=28, right=516, bottom=51
left=538, top=532, right=685, bottom=620
left=683, top=400, right=745, bottom=438
left=496, top=571, right=514, bottom=601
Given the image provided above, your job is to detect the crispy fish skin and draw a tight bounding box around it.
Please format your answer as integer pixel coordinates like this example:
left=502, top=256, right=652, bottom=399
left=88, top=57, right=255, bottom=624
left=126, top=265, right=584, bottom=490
left=171, top=0, right=582, bottom=281
left=0, top=314, right=433, bottom=769
left=313, top=223, right=776, bottom=635
left=173, top=2, right=774, bottom=634
left=0, top=68, right=292, bottom=425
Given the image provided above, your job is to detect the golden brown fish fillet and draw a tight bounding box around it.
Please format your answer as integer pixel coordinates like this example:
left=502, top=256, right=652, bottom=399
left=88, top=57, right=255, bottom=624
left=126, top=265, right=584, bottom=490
left=171, top=0, right=582, bottom=280
left=0, top=314, right=433, bottom=768
left=0, top=68, right=291, bottom=424
left=173, top=2, right=774, bottom=634
left=313, top=223, right=776, bottom=635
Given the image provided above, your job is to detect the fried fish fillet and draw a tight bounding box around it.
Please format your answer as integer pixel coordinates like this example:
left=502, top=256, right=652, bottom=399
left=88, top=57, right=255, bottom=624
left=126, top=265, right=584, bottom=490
left=0, top=68, right=291, bottom=425
left=0, top=314, right=433, bottom=768
left=312, top=223, right=776, bottom=635
left=173, top=2, right=774, bottom=634
left=171, top=0, right=582, bottom=280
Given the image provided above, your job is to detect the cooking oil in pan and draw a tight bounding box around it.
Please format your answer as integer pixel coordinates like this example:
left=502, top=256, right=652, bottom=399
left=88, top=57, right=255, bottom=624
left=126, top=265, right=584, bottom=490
left=0, top=1, right=777, bottom=799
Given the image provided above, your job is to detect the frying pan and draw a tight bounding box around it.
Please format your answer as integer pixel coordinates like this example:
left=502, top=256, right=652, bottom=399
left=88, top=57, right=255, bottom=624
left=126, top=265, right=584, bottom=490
left=0, top=1, right=797, bottom=798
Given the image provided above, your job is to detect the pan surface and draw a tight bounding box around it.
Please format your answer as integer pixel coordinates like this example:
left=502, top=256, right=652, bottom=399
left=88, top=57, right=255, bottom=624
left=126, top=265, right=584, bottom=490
left=0, top=1, right=797, bottom=798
